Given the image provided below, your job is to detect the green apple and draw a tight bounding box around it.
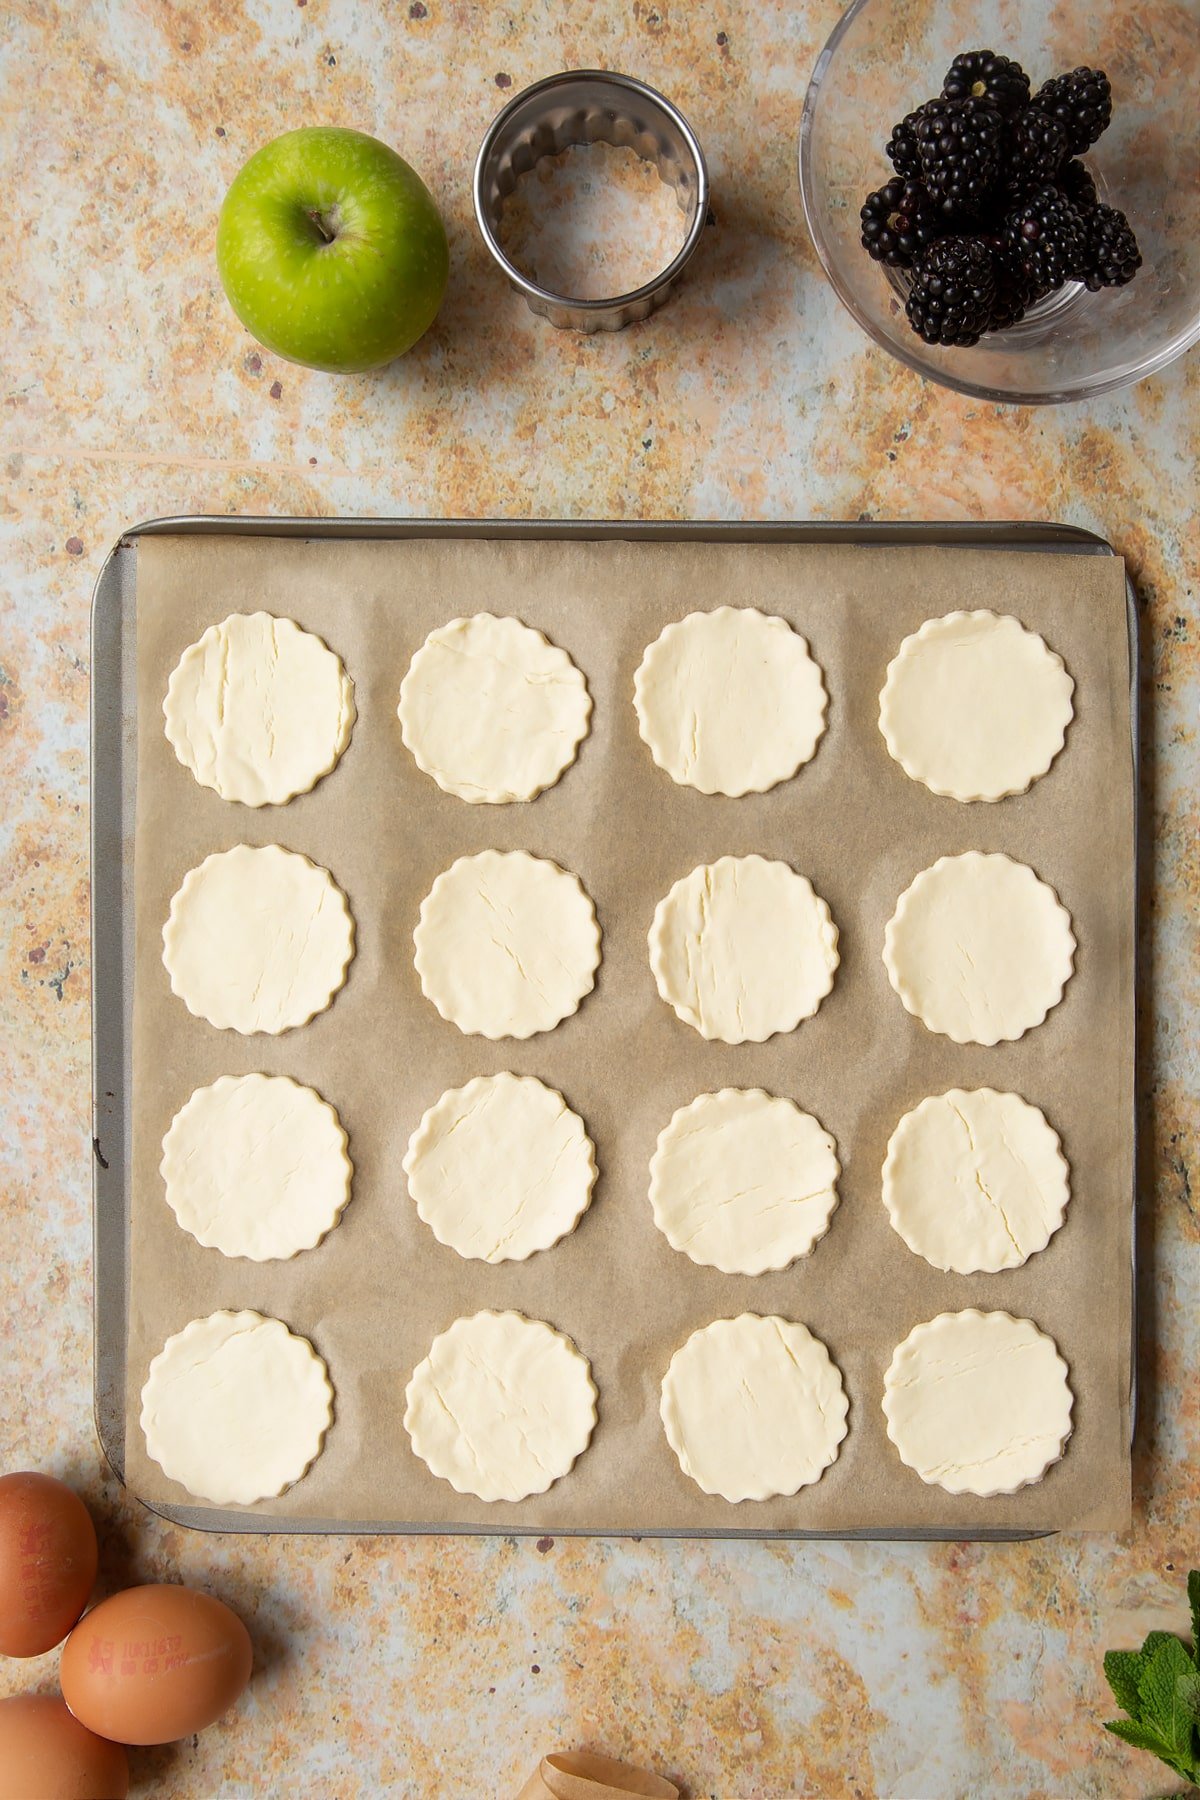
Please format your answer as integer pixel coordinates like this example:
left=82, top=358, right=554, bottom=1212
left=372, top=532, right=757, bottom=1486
left=216, top=126, right=449, bottom=373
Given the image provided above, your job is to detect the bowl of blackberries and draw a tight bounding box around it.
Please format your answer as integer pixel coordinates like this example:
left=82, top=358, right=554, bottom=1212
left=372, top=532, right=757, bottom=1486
left=799, top=0, right=1200, bottom=402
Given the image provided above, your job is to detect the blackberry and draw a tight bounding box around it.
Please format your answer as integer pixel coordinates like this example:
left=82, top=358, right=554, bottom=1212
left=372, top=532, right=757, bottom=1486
left=1005, top=185, right=1089, bottom=291
left=1057, top=158, right=1099, bottom=212
left=1081, top=203, right=1142, bottom=290
left=859, top=178, right=944, bottom=267
left=886, top=105, right=928, bottom=179
left=914, top=96, right=1004, bottom=214
left=905, top=236, right=997, bottom=346
left=1031, top=67, right=1113, bottom=154
left=1002, top=108, right=1071, bottom=200
left=980, top=235, right=1037, bottom=329
left=942, top=49, right=1031, bottom=116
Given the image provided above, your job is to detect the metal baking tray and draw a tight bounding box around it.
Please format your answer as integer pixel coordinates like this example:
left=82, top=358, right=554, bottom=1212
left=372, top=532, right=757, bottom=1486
left=91, top=516, right=1139, bottom=1539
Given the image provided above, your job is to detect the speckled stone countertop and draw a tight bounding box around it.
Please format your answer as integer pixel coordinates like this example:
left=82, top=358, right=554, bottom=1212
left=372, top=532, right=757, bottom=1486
left=1, top=3, right=1197, bottom=1797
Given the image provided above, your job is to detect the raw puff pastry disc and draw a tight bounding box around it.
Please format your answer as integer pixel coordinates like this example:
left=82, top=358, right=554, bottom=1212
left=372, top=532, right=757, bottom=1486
left=140, top=1310, right=334, bottom=1506
left=883, top=1088, right=1069, bottom=1273
left=649, top=1089, right=839, bottom=1275
left=398, top=613, right=592, bottom=803
left=660, top=1315, right=848, bottom=1502
left=883, top=851, right=1075, bottom=1046
left=164, top=611, right=355, bottom=806
left=161, top=1073, right=352, bottom=1261
left=414, top=850, right=600, bottom=1039
left=163, top=844, right=355, bottom=1034
left=649, top=855, right=838, bottom=1043
left=404, top=1311, right=597, bottom=1502
left=880, top=609, right=1074, bottom=802
left=404, top=1073, right=596, bottom=1263
left=882, top=1309, right=1073, bottom=1496
left=634, top=607, right=827, bottom=796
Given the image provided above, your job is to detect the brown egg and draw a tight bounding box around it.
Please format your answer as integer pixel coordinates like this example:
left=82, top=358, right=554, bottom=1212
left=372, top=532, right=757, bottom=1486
left=0, top=1695, right=129, bottom=1800
left=60, top=1584, right=252, bottom=1746
left=0, top=1473, right=99, bottom=1657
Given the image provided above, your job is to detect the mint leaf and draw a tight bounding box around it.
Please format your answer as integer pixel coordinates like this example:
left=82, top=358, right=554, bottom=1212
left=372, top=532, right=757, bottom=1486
left=1105, top=1716, right=1176, bottom=1759
left=1105, top=1718, right=1195, bottom=1784
left=1179, top=1668, right=1200, bottom=1723
left=1101, top=1572, right=1200, bottom=1785
left=1105, top=1648, right=1147, bottom=1716
left=1139, top=1637, right=1198, bottom=1761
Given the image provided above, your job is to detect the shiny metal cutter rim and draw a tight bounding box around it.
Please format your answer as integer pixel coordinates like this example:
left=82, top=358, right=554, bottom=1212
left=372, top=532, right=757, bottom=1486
left=473, top=68, right=709, bottom=333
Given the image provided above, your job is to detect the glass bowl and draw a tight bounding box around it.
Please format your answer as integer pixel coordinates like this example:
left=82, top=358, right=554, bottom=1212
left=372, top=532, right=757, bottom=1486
left=799, top=0, right=1200, bottom=403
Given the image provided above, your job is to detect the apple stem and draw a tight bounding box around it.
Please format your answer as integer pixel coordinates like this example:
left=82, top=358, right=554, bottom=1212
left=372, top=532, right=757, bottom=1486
left=308, top=208, right=337, bottom=244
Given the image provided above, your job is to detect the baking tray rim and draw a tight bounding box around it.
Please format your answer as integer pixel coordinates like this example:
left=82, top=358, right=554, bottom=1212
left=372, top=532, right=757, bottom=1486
left=90, top=514, right=1140, bottom=1540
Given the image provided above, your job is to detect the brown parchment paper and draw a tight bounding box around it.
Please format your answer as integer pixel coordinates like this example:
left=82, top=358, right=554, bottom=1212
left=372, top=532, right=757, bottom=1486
left=124, top=534, right=1134, bottom=1534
